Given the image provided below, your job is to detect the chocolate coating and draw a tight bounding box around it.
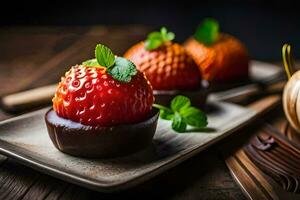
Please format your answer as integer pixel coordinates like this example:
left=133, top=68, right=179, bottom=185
left=45, top=108, right=159, bottom=158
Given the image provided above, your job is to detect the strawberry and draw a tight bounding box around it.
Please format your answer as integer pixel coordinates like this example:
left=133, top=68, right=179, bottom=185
left=124, top=27, right=202, bottom=91
left=52, top=44, right=153, bottom=126
left=184, top=19, right=249, bottom=82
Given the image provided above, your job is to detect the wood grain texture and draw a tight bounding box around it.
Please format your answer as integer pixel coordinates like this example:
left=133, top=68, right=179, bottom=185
left=224, top=108, right=300, bottom=200
left=0, top=149, right=246, bottom=200
left=247, top=95, right=281, bottom=114
left=0, top=26, right=150, bottom=96
left=0, top=26, right=247, bottom=199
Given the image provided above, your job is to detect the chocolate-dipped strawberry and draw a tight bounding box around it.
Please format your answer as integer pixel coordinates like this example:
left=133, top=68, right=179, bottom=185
left=184, top=18, right=249, bottom=83
left=45, top=44, right=158, bottom=158
left=124, top=27, right=207, bottom=106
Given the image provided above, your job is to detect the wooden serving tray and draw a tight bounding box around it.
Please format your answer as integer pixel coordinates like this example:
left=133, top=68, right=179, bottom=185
left=225, top=117, right=300, bottom=199
left=0, top=97, right=279, bottom=193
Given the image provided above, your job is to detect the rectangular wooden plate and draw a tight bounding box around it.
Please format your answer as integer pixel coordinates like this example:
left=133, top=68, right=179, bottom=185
left=0, top=100, right=273, bottom=192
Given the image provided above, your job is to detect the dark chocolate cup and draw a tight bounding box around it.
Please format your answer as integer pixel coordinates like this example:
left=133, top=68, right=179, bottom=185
left=45, top=108, right=159, bottom=158
left=153, top=80, right=209, bottom=108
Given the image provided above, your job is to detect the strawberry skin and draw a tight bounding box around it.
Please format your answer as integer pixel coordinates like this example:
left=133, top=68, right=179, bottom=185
left=184, top=34, right=249, bottom=82
left=52, top=65, right=153, bottom=126
left=124, top=42, right=202, bottom=90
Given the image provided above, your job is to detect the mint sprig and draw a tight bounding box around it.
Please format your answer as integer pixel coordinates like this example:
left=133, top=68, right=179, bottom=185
left=145, top=27, right=175, bottom=50
left=82, top=44, right=137, bottom=83
left=194, top=18, right=219, bottom=46
left=95, top=44, right=115, bottom=68
left=153, top=95, right=208, bottom=133
left=172, top=112, right=187, bottom=132
left=108, top=57, right=137, bottom=82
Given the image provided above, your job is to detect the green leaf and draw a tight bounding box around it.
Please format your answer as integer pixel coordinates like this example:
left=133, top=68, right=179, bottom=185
left=171, top=95, right=191, bottom=111
left=180, top=107, right=208, bottom=127
left=107, top=57, right=137, bottom=82
left=95, top=44, right=115, bottom=67
left=166, top=32, right=175, bottom=41
left=194, top=18, right=219, bottom=46
left=82, top=58, right=100, bottom=67
left=153, top=103, right=174, bottom=120
left=160, top=27, right=167, bottom=36
left=83, top=44, right=138, bottom=83
left=145, top=32, right=164, bottom=50
left=172, top=112, right=187, bottom=132
left=145, top=38, right=164, bottom=51
left=152, top=95, right=208, bottom=133
left=160, top=110, right=174, bottom=120
left=161, top=27, right=175, bottom=41
left=145, top=27, right=175, bottom=50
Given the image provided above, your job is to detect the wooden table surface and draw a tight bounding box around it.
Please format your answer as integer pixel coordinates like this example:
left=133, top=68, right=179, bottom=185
left=0, top=25, right=284, bottom=200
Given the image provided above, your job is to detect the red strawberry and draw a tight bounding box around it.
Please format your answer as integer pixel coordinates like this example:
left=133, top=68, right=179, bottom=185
left=52, top=65, right=153, bottom=126
left=124, top=28, right=202, bottom=91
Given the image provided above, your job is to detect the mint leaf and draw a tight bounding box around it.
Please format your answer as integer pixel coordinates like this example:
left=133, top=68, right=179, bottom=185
left=95, top=44, right=115, bottom=67
left=82, top=58, right=99, bottom=67
left=160, top=27, right=167, bottom=36
left=153, top=104, right=173, bottom=120
left=145, top=27, right=175, bottom=50
left=194, top=18, right=219, bottom=46
left=107, top=57, right=137, bottom=82
left=160, top=110, right=174, bottom=120
left=172, top=112, right=187, bottom=132
left=149, top=32, right=162, bottom=39
left=166, top=32, right=175, bottom=41
left=83, top=44, right=138, bottom=83
left=145, top=38, right=164, bottom=51
left=161, top=27, right=175, bottom=41
left=171, top=95, right=191, bottom=111
left=180, top=107, right=208, bottom=127
left=154, top=95, right=208, bottom=132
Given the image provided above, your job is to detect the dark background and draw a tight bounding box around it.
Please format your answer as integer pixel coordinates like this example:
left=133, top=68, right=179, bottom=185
left=1, top=0, right=300, bottom=61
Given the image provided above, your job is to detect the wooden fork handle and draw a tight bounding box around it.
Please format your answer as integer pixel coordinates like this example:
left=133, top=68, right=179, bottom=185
left=0, top=84, right=57, bottom=113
